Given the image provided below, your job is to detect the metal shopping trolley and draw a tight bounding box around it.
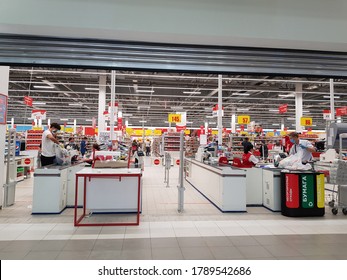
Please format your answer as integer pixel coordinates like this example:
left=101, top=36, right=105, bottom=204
left=327, top=160, right=347, bottom=215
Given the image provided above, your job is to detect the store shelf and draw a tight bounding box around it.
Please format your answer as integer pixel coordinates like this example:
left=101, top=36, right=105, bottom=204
left=26, top=130, right=43, bottom=151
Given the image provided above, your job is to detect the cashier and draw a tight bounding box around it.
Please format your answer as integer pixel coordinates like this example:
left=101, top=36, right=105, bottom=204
left=242, top=144, right=259, bottom=167
left=288, top=132, right=316, bottom=163
left=41, top=123, right=61, bottom=166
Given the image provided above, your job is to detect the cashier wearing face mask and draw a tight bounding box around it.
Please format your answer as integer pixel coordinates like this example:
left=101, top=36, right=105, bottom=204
left=41, top=123, right=61, bottom=166
left=288, top=132, right=316, bottom=163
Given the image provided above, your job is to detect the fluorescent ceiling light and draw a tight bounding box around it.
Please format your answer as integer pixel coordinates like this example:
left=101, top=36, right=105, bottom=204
left=32, top=102, right=46, bottom=105
left=278, top=94, right=295, bottom=98
left=171, top=106, right=184, bottom=110
left=136, top=90, right=154, bottom=93
left=204, top=108, right=212, bottom=111
left=209, top=122, right=216, bottom=124
left=306, top=85, right=318, bottom=90
left=123, top=113, right=133, bottom=117
left=186, top=121, right=193, bottom=124
left=237, top=108, right=249, bottom=111
left=137, top=105, right=150, bottom=109
left=85, top=87, right=99, bottom=91
left=69, top=103, right=83, bottom=106
left=127, top=124, right=133, bottom=126
left=303, top=110, right=310, bottom=113
left=60, top=118, right=69, bottom=121
left=232, top=93, right=250, bottom=96
left=206, top=116, right=214, bottom=119
left=287, top=117, right=296, bottom=120
left=183, top=91, right=201, bottom=94
left=323, top=95, right=340, bottom=99
left=27, top=118, right=32, bottom=120
left=269, top=109, right=279, bottom=112
left=33, top=85, right=54, bottom=89
left=272, top=124, right=280, bottom=126
left=139, top=120, right=147, bottom=123
left=85, top=119, right=93, bottom=121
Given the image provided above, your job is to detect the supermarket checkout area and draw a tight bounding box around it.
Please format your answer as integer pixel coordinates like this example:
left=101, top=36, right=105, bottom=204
left=185, top=156, right=325, bottom=216
left=32, top=149, right=142, bottom=225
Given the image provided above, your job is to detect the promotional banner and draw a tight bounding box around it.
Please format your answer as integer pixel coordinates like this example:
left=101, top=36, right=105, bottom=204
left=323, top=109, right=331, bottom=120
left=31, top=109, right=47, bottom=120
left=237, top=115, right=250, bottom=124
left=300, top=117, right=312, bottom=126
left=0, top=93, right=7, bottom=124
left=168, top=114, right=182, bottom=123
left=212, top=105, right=224, bottom=117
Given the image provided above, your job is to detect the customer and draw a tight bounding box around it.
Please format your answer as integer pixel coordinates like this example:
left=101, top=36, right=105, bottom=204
left=242, top=144, right=259, bottom=167
left=241, top=137, right=253, bottom=153
left=145, top=139, right=151, bottom=156
left=41, top=123, right=61, bottom=166
left=65, top=137, right=79, bottom=151
left=84, top=143, right=100, bottom=164
left=80, top=137, right=88, bottom=156
left=288, top=132, right=316, bottom=163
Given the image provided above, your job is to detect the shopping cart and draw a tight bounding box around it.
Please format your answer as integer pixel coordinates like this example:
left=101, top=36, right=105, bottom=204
left=327, top=160, right=347, bottom=215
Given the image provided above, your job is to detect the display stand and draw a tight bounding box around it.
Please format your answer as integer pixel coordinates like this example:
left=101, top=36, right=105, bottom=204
left=74, top=168, right=142, bottom=227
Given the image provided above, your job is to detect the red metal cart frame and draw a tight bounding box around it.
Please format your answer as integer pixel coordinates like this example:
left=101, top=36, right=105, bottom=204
left=74, top=172, right=141, bottom=226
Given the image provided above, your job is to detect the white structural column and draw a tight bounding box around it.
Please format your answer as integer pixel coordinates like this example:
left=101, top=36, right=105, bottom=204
left=47, top=118, right=51, bottom=127
left=231, top=114, right=236, bottom=133
left=73, top=119, right=77, bottom=134
left=281, top=117, right=285, bottom=131
left=109, top=70, right=116, bottom=141
left=330, top=79, right=335, bottom=121
left=295, top=83, right=303, bottom=132
left=0, top=66, right=9, bottom=208
left=98, top=74, right=107, bottom=136
left=204, top=121, right=208, bottom=133
left=217, top=75, right=223, bottom=145
left=10, top=118, right=14, bottom=128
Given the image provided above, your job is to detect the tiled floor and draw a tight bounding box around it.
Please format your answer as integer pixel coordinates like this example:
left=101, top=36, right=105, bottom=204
left=1, top=156, right=347, bottom=259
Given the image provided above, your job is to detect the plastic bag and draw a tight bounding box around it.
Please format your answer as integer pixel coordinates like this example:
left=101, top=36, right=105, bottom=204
left=278, top=149, right=310, bottom=170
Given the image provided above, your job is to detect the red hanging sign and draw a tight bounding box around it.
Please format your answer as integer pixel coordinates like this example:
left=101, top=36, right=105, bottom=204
left=279, top=104, right=288, bottom=114
left=336, top=107, right=347, bottom=116
left=24, top=96, right=33, bottom=107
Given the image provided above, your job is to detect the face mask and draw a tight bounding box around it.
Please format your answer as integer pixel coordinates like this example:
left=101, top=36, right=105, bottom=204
left=52, top=130, right=57, bottom=134
left=290, top=139, right=295, bottom=144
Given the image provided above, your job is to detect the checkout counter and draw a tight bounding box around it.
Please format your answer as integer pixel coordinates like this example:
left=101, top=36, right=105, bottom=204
left=185, top=158, right=247, bottom=212
left=32, top=162, right=86, bottom=214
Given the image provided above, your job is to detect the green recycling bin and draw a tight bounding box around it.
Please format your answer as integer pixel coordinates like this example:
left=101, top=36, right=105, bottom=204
left=280, top=171, right=325, bottom=217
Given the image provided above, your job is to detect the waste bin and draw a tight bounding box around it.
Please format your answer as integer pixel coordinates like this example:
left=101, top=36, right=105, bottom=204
left=280, top=171, right=325, bottom=217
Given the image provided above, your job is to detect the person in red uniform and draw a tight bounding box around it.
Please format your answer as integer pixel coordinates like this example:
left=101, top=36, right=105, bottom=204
left=242, top=144, right=259, bottom=167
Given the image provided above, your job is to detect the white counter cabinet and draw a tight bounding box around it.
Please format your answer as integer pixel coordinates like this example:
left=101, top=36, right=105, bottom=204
left=244, top=167, right=263, bottom=206
left=32, top=166, right=68, bottom=214
left=185, top=159, right=247, bottom=212
left=262, top=169, right=282, bottom=211
left=32, top=163, right=86, bottom=214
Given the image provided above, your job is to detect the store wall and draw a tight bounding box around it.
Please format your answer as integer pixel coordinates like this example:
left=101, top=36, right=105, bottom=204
left=0, top=0, right=347, bottom=52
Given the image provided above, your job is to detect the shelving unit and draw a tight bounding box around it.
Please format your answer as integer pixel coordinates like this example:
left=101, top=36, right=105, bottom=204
left=230, top=135, right=250, bottom=158
left=25, top=130, right=43, bottom=150
left=162, top=132, right=182, bottom=152
left=152, top=137, right=162, bottom=157
left=185, top=136, right=199, bottom=158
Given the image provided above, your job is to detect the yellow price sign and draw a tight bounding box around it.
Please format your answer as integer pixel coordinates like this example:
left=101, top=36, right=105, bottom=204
left=168, top=114, right=182, bottom=123
left=237, top=115, right=250, bottom=124
left=300, top=117, right=312, bottom=126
